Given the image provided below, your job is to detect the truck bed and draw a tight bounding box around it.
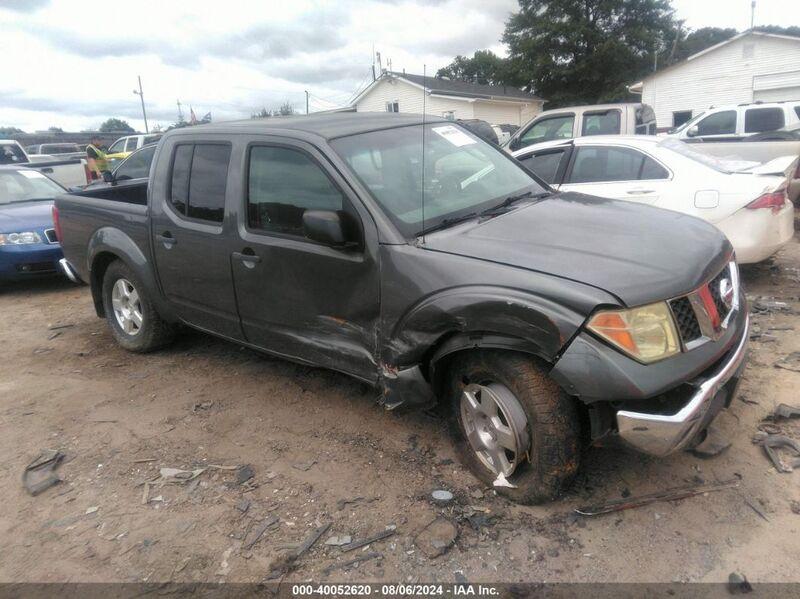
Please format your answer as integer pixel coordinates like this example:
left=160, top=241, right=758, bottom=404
left=55, top=181, right=150, bottom=283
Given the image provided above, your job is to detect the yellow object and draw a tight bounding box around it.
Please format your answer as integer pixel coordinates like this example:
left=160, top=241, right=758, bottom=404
left=587, top=302, right=680, bottom=363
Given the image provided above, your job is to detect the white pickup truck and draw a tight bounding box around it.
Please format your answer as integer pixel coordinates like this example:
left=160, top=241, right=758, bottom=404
left=1, top=139, right=89, bottom=189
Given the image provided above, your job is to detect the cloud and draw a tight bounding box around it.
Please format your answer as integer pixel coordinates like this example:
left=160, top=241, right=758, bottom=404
left=0, top=0, right=50, bottom=13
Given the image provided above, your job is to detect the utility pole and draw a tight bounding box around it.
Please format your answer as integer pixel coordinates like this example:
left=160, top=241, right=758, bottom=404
left=176, top=100, right=184, bottom=123
left=750, top=0, right=756, bottom=29
left=305, top=90, right=309, bottom=115
left=133, top=76, right=149, bottom=133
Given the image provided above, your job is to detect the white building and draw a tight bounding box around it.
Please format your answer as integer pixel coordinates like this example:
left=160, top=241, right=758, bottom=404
left=351, top=72, right=545, bottom=126
left=629, top=30, right=800, bottom=128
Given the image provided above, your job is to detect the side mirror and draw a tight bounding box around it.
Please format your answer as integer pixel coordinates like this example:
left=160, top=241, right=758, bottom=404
left=508, top=137, right=519, bottom=151
left=101, top=170, right=114, bottom=184
left=686, top=126, right=699, bottom=138
left=303, top=210, right=347, bottom=246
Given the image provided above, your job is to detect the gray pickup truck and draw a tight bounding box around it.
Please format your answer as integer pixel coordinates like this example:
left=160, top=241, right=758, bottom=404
left=54, top=113, right=749, bottom=504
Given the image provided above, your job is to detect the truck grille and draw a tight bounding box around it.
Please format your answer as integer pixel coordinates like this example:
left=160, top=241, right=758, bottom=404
left=669, top=297, right=702, bottom=343
left=668, top=262, right=738, bottom=348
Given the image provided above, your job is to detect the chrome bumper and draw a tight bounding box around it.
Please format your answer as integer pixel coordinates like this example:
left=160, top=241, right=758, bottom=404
left=58, top=258, right=80, bottom=284
left=616, top=314, right=749, bottom=457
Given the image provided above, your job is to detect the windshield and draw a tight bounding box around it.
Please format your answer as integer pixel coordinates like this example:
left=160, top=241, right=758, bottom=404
left=672, top=111, right=705, bottom=134
left=0, top=169, right=65, bottom=204
left=331, top=123, right=545, bottom=237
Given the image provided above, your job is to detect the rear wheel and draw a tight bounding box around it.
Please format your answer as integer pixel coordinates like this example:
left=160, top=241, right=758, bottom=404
left=101, top=261, right=175, bottom=352
left=445, top=350, right=580, bottom=504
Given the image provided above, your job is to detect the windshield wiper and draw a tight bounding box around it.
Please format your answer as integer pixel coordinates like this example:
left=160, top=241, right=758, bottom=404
left=479, top=189, right=550, bottom=218
left=418, top=212, right=479, bottom=236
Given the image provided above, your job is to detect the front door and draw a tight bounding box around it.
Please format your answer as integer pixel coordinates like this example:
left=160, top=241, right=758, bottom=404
left=231, top=139, right=380, bottom=381
left=150, top=139, right=243, bottom=340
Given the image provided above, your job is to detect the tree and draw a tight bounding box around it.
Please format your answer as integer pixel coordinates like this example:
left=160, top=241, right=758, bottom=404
left=436, top=50, right=509, bottom=85
left=0, top=126, right=24, bottom=136
left=503, top=0, right=677, bottom=106
left=278, top=102, right=295, bottom=116
left=753, top=25, right=800, bottom=38
left=252, top=107, right=273, bottom=119
left=99, top=118, right=135, bottom=133
left=48, top=126, right=64, bottom=133
left=666, top=27, right=737, bottom=64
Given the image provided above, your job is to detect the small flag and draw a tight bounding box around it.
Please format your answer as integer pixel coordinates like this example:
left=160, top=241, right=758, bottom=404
left=189, top=107, right=197, bottom=125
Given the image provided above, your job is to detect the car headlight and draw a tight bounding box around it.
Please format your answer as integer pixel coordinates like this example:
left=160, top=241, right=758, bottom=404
left=0, top=232, right=43, bottom=245
left=587, top=301, right=680, bottom=363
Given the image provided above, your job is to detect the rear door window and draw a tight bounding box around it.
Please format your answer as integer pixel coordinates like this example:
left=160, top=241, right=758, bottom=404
left=186, top=144, right=231, bottom=222
left=744, top=107, right=785, bottom=133
left=115, top=145, right=156, bottom=180
left=581, top=110, right=621, bottom=136
left=125, top=138, right=140, bottom=152
left=108, top=139, right=126, bottom=153
left=518, top=114, right=575, bottom=148
left=568, top=147, right=668, bottom=183
left=695, top=111, right=736, bottom=136
left=519, top=149, right=566, bottom=184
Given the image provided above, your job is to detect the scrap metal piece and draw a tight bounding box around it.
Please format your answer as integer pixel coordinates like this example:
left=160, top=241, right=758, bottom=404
left=575, top=480, right=739, bottom=516
left=753, top=432, right=800, bottom=473
left=323, top=552, right=382, bottom=575
left=340, top=528, right=395, bottom=553
left=243, top=515, right=279, bottom=550
left=773, top=404, right=800, bottom=420
left=23, top=449, right=65, bottom=496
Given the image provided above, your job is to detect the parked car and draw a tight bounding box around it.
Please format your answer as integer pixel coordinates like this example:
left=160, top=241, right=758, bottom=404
left=0, top=166, right=66, bottom=280
left=667, top=101, right=800, bottom=142
left=106, top=134, right=162, bottom=160
left=492, top=125, right=511, bottom=145
left=84, top=144, right=156, bottom=205
left=25, top=143, right=85, bottom=160
left=512, top=135, right=795, bottom=264
left=456, top=119, right=499, bottom=145
left=1, top=140, right=89, bottom=188
left=55, top=114, right=748, bottom=504
left=504, top=103, right=657, bottom=152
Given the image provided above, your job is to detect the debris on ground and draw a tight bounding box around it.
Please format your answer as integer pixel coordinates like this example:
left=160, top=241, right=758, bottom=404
left=266, top=522, right=331, bottom=579
left=772, top=404, right=800, bottom=420
left=790, top=501, right=800, bottom=515
left=235, top=464, right=255, bottom=485
left=431, top=489, right=454, bottom=505
left=690, top=425, right=732, bottom=458
left=292, top=459, right=317, bottom=472
left=158, top=467, right=206, bottom=485
left=728, top=572, right=753, bottom=594
left=340, top=528, right=395, bottom=553
left=752, top=432, right=800, bottom=473
left=414, top=517, right=458, bottom=558
left=752, top=299, right=794, bottom=315
left=323, top=552, right=382, bottom=576
left=242, top=515, right=279, bottom=550
left=774, top=352, right=800, bottom=373
left=22, top=449, right=65, bottom=496
left=47, top=323, right=74, bottom=331
left=235, top=499, right=251, bottom=513
left=192, top=400, right=214, bottom=412
left=325, top=534, right=352, bottom=546
left=335, top=496, right=379, bottom=511
left=574, top=480, right=739, bottom=516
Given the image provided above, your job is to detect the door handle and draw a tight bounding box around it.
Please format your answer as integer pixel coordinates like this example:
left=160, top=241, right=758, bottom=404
left=232, top=251, right=261, bottom=264
left=156, top=232, right=177, bottom=246
left=627, top=189, right=655, bottom=194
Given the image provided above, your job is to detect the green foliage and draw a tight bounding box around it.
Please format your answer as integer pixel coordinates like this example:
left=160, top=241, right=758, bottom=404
left=252, top=107, right=273, bottom=118
left=278, top=102, right=295, bottom=116
left=99, top=118, right=135, bottom=133
left=48, top=126, right=64, bottom=133
left=753, top=25, right=800, bottom=38
left=436, top=50, right=509, bottom=85
left=0, top=126, right=24, bottom=135
left=666, top=27, right=737, bottom=63
left=503, top=0, right=676, bottom=106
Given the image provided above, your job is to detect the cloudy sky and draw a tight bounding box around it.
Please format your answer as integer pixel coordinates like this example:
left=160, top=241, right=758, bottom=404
left=0, top=0, right=795, bottom=132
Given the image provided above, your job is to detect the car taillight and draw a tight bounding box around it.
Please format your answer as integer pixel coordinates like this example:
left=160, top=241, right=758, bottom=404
left=52, top=204, right=63, bottom=242
left=747, top=189, right=787, bottom=213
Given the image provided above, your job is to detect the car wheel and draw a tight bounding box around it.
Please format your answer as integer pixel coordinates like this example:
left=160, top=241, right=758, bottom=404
left=445, top=350, right=580, bottom=504
left=101, top=260, right=175, bottom=352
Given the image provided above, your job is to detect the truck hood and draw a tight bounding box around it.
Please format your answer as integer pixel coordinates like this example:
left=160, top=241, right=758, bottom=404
left=0, top=200, right=54, bottom=232
left=423, top=192, right=732, bottom=307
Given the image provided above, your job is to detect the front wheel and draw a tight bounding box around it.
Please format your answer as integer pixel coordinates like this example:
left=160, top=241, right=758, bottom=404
left=101, top=260, right=175, bottom=352
left=445, top=350, right=580, bottom=504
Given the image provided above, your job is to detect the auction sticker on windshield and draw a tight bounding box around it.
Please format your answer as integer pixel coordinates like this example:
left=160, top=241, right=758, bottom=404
left=432, top=125, right=476, bottom=147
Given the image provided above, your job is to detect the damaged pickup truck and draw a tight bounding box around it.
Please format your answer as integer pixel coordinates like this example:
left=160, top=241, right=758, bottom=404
left=54, top=113, right=749, bottom=504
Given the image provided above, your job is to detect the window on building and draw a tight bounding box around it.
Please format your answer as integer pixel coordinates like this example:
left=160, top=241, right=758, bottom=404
left=672, top=110, right=693, bottom=128
left=169, top=143, right=231, bottom=222
left=247, top=146, right=345, bottom=239
left=744, top=107, right=785, bottom=133
left=695, top=110, right=736, bottom=136
left=385, top=101, right=399, bottom=113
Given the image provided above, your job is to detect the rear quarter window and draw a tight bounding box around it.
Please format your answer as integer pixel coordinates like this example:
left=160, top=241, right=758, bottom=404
left=520, top=149, right=566, bottom=184
left=744, top=107, right=784, bottom=133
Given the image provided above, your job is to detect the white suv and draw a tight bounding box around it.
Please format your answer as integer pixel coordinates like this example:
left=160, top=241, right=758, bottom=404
left=668, top=102, right=800, bottom=142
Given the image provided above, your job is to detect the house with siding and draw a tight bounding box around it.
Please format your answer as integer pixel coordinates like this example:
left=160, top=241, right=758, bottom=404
left=629, top=30, right=800, bottom=129
left=351, top=72, right=545, bottom=126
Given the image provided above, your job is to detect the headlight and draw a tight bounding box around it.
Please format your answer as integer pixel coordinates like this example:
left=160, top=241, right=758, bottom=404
left=0, top=231, right=43, bottom=245
left=587, top=301, right=680, bottom=363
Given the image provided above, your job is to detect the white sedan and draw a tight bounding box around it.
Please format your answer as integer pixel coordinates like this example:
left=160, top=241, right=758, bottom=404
left=512, top=136, right=796, bottom=264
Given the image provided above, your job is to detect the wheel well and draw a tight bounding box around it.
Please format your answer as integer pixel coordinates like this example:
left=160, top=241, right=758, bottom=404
left=90, top=252, right=120, bottom=316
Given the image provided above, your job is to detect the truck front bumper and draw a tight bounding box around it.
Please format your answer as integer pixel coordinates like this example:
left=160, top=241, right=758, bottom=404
left=616, top=313, right=748, bottom=456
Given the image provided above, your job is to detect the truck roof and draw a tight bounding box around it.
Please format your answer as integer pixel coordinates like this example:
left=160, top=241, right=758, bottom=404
left=165, top=112, right=446, bottom=141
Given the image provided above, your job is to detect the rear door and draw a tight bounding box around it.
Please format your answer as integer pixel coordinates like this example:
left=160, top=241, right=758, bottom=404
left=150, top=137, right=243, bottom=340
left=230, top=137, right=380, bottom=381
left=559, top=145, right=671, bottom=204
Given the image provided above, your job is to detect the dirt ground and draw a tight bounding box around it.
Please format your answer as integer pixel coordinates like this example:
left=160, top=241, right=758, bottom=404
left=1, top=220, right=800, bottom=585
